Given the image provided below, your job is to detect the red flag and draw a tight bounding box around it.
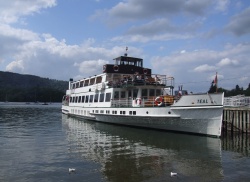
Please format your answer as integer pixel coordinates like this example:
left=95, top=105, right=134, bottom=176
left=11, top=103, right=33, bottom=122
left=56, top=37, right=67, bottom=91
left=214, top=72, right=218, bottom=85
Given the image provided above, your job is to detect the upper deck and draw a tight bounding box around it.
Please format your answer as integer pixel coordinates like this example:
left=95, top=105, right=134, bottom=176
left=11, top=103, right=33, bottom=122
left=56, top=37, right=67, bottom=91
left=66, top=53, right=174, bottom=93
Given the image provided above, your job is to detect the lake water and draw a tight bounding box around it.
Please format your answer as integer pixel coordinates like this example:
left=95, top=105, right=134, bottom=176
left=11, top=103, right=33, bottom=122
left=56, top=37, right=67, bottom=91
left=0, top=103, right=249, bottom=182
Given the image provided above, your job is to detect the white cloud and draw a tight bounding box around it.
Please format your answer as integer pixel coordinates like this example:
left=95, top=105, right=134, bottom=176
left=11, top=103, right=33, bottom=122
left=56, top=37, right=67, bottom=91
left=216, top=58, right=239, bottom=67
left=0, top=0, right=57, bottom=24
left=6, top=60, right=24, bottom=72
left=75, top=59, right=109, bottom=75
left=0, top=24, right=39, bottom=41
left=194, top=64, right=216, bottom=72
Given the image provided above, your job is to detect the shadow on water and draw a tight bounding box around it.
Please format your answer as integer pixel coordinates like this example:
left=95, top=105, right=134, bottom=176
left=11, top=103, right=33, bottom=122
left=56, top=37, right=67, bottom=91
left=62, top=115, right=224, bottom=182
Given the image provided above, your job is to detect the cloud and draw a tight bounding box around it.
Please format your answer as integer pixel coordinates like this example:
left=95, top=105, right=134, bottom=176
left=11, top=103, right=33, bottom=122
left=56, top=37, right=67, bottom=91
left=215, top=0, right=230, bottom=12
left=6, top=60, right=24, bottom=72
left=126, top=18, right=175, bottom=36
left=75, top=59, right=109, bottom=75
left=194, top=64, right=216, bottom=72
left=92, top=0, right=214, bottom=26
left=1, top=24, right=143, bottom=80
left=0, top=0, right=57, bottom=24
left=216, top=58, right=239, bottom=67
left=226, top=7, right=250, bottom=36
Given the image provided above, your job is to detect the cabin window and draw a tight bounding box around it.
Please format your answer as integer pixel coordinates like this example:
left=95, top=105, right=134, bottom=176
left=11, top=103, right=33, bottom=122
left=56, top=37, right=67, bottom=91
left=156, top=89, right=161, bottom=96
left=96, top=76, right=102, bottom=84
left=94, top=93, right=99, bottom=102
left=89, top=78, right=95, bottom=85
left=85, top=95, right=89, bottom=103
left=142, top=89, right=148, bottom=99
left=80, top=81, right=84, bottom=87
left=105, top=93, right=111, bottom=102
left=89, top=95, right=94, bottom=103
left=99, top=93, right=104, bottom=102
left=72, top=97, right=75, bottom=103
left=120, top=111, right=126, bottom=115
left=78, top=96, right=81, bottom=103
left=70, top=97, right=73, bottom=103
left=133, top=111, right=136, bottom=115
left=128, top=90, right=132, bottom=98
left=133, top=89, right=138, bottom=98
left=84, top=79, right=89, bottom=86
left=81, top=96, right=85, bottom=103
left=114, top=91, right=119, bottom=99
left=73, top=84, right=76, bottom=89
left=149, top=89, right=155, bottom=96
left=121, top=91, right=126, bottom=98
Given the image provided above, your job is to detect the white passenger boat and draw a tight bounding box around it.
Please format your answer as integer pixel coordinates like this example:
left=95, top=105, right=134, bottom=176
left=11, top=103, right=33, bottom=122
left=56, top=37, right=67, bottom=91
left=62, top=51, right=224, bottom=137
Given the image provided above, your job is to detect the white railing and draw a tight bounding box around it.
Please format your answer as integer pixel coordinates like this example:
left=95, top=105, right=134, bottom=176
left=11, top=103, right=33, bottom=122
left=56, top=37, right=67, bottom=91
left=111, top=96, right=174, bottom=108
left=224, top=95, right=250, bottom=107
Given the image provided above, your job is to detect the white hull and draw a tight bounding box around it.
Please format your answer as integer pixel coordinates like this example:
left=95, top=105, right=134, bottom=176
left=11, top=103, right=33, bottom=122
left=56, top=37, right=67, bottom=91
left=62, top=102, right=223, bottom=137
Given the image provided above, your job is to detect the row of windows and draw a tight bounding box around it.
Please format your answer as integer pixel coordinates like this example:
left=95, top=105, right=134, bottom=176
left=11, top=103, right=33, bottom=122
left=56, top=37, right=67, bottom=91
left=70, top=88, right=162, bottom=103
left=72, top=76, right=102, bottom=89
left=72, top=109, right=137, bottom=116
left=113, top=89, right=161, bottom=99
left=70, top=93, right=111, bottom=103
left=94, top=110, right=136, bottom=115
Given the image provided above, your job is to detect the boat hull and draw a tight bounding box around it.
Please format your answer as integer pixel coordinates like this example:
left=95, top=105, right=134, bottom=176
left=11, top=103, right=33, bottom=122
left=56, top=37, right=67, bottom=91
left=90, top=106, right=223, bottom=137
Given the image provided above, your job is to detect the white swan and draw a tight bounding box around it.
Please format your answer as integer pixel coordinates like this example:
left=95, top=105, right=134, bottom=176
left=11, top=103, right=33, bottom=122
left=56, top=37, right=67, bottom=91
left=69, top=168, right=76, bottom=173
left=170, top=172, right=177, bottom=177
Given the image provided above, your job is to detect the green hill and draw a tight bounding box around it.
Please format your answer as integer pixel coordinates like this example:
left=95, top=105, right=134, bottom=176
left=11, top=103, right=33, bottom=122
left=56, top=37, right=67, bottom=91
left=0, top=71, right=68, bottom=102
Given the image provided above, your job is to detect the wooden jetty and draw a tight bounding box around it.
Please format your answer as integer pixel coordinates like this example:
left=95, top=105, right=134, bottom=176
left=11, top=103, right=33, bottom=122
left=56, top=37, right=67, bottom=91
left=223, top=107, right=250, bottom=134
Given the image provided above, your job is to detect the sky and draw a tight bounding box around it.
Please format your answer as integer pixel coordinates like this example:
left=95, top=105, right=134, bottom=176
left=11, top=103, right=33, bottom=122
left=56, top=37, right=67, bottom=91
left=0, top=0, right=250, bottom=93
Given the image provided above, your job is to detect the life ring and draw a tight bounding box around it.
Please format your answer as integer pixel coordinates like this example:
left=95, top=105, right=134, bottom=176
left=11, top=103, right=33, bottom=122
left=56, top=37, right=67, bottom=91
left=113, top=65, right=119, bottom=72
left=66, top=96, right=69, bottom=101
left=103, top=65, right=106, bottom=72
left=136, top=98, right=142, bottom=106
left=143, top=69, right=148, bottom=74
left=155, top=96, right=163, bottom=106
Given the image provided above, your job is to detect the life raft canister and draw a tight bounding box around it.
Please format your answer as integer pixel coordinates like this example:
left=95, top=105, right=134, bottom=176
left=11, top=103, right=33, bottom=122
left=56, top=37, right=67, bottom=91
left=154, top=96, right=163, bottom=106
left=113, top=65, right=119, bottom=72
left=143, top=68, right=148, bottom=74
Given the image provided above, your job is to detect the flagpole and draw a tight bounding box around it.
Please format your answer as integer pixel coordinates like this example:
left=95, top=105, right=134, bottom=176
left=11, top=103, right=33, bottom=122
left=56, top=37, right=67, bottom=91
left=216, top=72, right=218, bottom=93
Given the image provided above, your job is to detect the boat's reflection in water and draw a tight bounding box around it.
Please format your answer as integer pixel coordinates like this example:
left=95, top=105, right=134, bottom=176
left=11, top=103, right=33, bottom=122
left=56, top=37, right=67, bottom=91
left=62, top=115, right=223, bottom=181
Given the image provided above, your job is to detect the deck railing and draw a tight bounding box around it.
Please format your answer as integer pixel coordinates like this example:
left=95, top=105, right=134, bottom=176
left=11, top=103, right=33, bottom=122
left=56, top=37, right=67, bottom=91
left=224, top=95, right=250, bottom=107
left=111, top=95, right=175, bottom=108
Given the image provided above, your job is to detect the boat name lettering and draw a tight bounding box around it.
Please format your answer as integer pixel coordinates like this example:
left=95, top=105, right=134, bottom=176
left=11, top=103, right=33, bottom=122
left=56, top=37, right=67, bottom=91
left=197, top=99, right=208, bottom=103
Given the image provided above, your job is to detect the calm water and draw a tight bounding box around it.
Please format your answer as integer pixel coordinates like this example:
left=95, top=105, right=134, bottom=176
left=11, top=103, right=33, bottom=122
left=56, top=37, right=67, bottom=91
left=0, top=103, right=249, bottom=182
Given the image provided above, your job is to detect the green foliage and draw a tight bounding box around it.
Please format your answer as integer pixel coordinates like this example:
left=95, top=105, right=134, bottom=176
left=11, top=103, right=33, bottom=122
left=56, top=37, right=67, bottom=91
left=0, top=71, right=68, bottom=102
left=208, top=82, right=250, bottom=97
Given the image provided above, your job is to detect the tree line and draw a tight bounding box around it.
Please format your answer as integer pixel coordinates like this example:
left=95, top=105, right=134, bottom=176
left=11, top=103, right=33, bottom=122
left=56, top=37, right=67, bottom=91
left=208, top=82, right=250, bottom=97
left=0, top=71, right=68, bottom=102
